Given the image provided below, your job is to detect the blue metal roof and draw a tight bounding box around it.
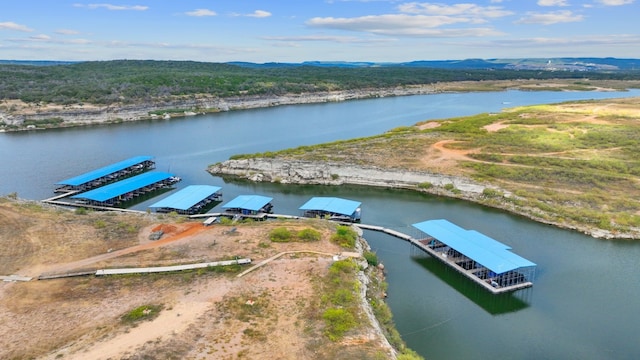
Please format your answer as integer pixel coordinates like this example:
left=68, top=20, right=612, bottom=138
left=149, top=185, right=222, bottom=211
left=222, top=195, right=273, bottom=211
left=299, top=197, right=361, bottom=216
left=71, top=172, right=175, bottom=202
left=57, top=156, right=154, bottom=186
left=412, top=219, right=536, bottom=275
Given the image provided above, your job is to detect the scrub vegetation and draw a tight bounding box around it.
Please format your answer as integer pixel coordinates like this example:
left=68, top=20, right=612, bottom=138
left=0, top=200, right=407, bottom=359
left=234, top=97, right=640, bottom=238
left=1, top=60, right=640, bottom=105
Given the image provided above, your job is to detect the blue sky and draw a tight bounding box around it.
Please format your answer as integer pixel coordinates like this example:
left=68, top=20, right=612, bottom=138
left=1, top=0, right=638, bottom=62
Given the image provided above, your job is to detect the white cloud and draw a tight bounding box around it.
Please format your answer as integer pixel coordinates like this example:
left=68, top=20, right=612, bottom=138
left=7, top=34, right=92, bottom=45
left=397, top=3, right=513, bottom=18
left=32, top=34, right=51, bottom=41
left=516, top=10, right=584, bottom=24
left=262, top=34, right=393, bottom=44
left=307, top=14, right=504, bottom=37
left=247, top=10, right=272, bottom=18
left=56, top=29, right=80, bottom=35
left=230, top=10, right=272, bottom=18
left=0, top=21, right=34, bottom=32
left=73, top=3, right=148, bottom=11
left=492, top=34, right=640, bottom=48
left=185, top=9, right=217, bottom=17
left=538, top=0, right=569, bottom=6
left=595, top=0, right=634, bottom=5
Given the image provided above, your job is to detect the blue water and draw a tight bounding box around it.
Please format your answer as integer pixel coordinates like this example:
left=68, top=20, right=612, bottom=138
left=2, top=89, right=640, bottom=359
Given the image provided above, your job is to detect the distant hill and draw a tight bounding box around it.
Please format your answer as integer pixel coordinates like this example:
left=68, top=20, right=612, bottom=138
left=0, top=60, right=78, bottom=66
left=229, top=58, right=640, bottom=71
left=3, top=58, right=639, bottom=71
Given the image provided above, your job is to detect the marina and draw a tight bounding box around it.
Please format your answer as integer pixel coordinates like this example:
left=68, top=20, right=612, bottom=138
left=149, top=185, right=223, bottom=215
left=220, top=194, right=274, bottom=220
left=299, top=196, right=362, bottom=222
left=5, top=90, right=640, bottom=359
left=69, top=171, right=181, bottom=207
left=45, top=161, right=536, bottom=294
left=410, top=219, right=535, bottom=294
left=54, top=155, right=155, bottom=193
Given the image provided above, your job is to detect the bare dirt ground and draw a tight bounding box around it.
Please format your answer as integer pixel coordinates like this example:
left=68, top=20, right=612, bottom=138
left=416, top=99, right=640, bottom=174
left=0, top=200, right=394, bottom=360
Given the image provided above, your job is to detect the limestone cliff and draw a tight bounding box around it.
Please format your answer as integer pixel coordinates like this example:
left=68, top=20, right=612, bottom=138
left=208, top=158, right=487, bottom=195
left=1, top=85, right=437, bottom=129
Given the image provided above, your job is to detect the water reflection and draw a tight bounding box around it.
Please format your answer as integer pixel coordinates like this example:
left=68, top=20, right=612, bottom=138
left=411, top=256, right=531, bottom=315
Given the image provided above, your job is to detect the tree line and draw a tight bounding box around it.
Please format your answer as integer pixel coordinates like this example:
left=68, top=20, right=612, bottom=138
left=1, top=59, right=639, bottom=105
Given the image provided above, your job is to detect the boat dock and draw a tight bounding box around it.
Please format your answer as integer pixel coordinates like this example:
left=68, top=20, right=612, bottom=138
left=54, top=156, right=155, bottom=193
left=69, top=171, right=180, bottom=207
left=354, top=220, right=536, bottom=294
left=219, top=194, right=274, bottom=221
left=149, top=185, right=222, bottom=215
left=42, top=165, right=536, bottom=294
left=299, top=197, right=362, bottom=223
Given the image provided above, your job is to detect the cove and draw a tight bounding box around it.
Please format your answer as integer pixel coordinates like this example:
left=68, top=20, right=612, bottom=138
left=2, top=89, right=640, bottom=359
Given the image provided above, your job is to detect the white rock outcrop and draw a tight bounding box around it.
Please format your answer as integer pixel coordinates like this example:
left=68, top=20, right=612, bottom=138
left=208, top=158, right=487, bottom=194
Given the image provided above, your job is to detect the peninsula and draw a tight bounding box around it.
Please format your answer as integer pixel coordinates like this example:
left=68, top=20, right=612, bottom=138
left=209, top=96, right=640, bottom=240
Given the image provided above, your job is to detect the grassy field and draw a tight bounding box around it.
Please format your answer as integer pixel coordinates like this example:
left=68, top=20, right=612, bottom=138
left=232, top=97, right=640, bottom=238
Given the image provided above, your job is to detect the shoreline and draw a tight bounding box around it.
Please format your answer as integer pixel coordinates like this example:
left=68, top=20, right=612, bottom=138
left=2, top=79, right=638, bottom=132
left=0, top=85, right=440, bottom=132
left=208, top=158, right=640, bottom=240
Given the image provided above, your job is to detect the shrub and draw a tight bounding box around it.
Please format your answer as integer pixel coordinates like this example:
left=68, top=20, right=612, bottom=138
left=75, top=207, right=88, bottom=215
left=330, top=225, right=358, bottom=248
left=322, top=308, right=356, bottom=341
left=269, top=227, right=292, bottom=242
left=297, top=228, right=322, bottom=242
left=397, top=349, right=425, bottom=360
left=482, top=188, right=503, bottom=198
left=121, top=304, right=162, bottom=323
left=363, top=251, right=378, bottom=266
left=219, top=217, right=233, bottom=225
left=329, top=259, right=358, bottom=276
left=417, top=182, right=432, bottom=189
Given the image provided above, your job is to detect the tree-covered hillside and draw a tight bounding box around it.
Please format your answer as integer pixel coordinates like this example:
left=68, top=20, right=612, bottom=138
left=2, top=60, right=640, bottom=105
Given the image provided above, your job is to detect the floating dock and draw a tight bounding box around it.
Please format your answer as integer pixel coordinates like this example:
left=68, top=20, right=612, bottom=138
left=70, top=171, right=180, bottom=207
left=410, top=219, right=536, bottom=294
left=149, top=185, right=223, bottom=215
left=220, top=194, right=273, bottom=220
left=55, top=156, right=155, bottom=193
left=299, top=196, right=362, bottom=222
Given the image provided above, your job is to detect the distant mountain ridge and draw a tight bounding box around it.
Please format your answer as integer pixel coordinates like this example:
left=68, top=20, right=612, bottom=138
left=229, top=58, right=640, bottom=71
left=2, top=57, right=639, bottom=71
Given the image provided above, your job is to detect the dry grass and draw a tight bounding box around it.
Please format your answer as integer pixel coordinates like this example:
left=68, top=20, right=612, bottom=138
left=0, top=199, right=394, bottom=360
left=256, top=97, right=640, bottom=237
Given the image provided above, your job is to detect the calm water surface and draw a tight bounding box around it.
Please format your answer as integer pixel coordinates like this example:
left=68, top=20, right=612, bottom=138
left=2, top=90, right=640, bottom=359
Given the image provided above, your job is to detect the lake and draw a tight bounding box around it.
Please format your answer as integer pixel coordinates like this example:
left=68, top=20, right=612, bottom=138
left=2, top=89, right=640, bottom=359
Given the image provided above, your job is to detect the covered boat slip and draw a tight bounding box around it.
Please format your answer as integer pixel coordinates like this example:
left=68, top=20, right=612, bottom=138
left=221, top=195, right=273, bottom=220
left=55, top=156, right=155, bottom=193
left=299, top=196, right=362, bottom=222
left=412, top=219, right=536, bottom=294
left=71, top=171, right=180, bottom=207
left=149, top=185, right=222, bottom=215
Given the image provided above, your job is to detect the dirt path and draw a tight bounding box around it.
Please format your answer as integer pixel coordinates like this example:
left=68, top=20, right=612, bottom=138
left=55, top=280, right=231, bottom=360
left=35, top=222, right=208, bottom=277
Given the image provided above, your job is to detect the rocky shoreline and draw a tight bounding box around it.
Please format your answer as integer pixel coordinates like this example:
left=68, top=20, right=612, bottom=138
left=208, top=158, right=640, bottom=240
left=0, top=85, right=439, bottom=130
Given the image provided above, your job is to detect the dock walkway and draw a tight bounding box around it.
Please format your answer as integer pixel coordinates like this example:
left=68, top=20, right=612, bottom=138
left=354, top=223, right=532, bottom=294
